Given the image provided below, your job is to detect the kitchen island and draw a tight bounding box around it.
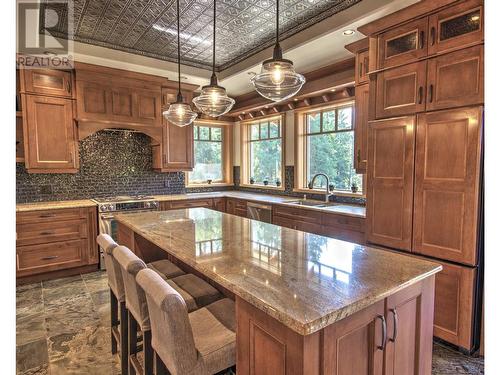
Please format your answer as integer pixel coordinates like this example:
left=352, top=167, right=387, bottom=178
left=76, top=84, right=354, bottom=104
left=116, top=208, right=441, bottom=375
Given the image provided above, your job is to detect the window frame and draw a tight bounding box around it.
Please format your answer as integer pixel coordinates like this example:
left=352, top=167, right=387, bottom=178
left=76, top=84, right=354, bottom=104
left=240, top=114, right=286, bottom=191
left=294, top=100, right=365, bottom=197
left=185, top=119, right=233, bottom=187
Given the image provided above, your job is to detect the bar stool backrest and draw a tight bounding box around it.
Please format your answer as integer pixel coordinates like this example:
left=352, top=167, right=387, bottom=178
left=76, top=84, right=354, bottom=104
left=136, top=268, right=201, bottom=375
left=113, top=245, right=150, bottom=330
left=96, top=234, right=125, bottom=302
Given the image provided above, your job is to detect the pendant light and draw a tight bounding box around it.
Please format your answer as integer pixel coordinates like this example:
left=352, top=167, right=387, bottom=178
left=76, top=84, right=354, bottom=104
left=251, top=0, right=305, bottom=102
left=163, top=0, right=198, bottom=127
left=192, top=0, right=235, bottom=117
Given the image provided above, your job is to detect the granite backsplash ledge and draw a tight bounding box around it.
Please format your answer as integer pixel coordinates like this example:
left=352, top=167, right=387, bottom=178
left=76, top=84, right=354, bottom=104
left=16, top=130, right=188, bottom=203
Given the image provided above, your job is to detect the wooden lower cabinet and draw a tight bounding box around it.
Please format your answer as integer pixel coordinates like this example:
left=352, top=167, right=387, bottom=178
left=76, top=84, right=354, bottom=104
left=226, top=198, right=247, bottom=217
left=213, top=198, right=226, bottom=212
left=160, top=198, right=214, bottom=211
left=433, top=261, right=476, bottom=349
left=237, top=276, right=435, bottom=375
left=16, top=207, right=98, bottom=280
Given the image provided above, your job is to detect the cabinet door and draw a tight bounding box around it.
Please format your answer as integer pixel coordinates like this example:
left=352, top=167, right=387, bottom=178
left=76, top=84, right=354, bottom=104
left=428, top=0, right=483, bottom=55
left=76, top=80, right=109, bottom=121
left=356, top=49, right=370, bottom=85
left=433, top=261, right=476, bottom=350
left=160, top=121, right=194, bottom=171
left=22, top=69, right=73, bottom=97
left=377, top=18, right=428, bottom=69
left=426, top=45, right=483, bottom=111
left=110, top=87, right=135, bottom=122
left=366, top=116, right=415, bottom=251
left=375, top=61, right=427, bottom=119
left=136, top=89, right=162, bottom=126
left=213, top=198, right=226, bottom=212
left=354, top=83, right=370, bottom=173
left=413, top=107, right=482, bottom=265
left=384, top=277, right=435, bottom=375
left=24, top=95, right=78, bottom=172
left=323, top=300, right=385, bottom=375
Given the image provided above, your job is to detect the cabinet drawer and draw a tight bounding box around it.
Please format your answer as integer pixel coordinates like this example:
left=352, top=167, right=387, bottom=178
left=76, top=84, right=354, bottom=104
left=321, top=225, right=365, bottom=245
left=17, top=219, right=87, bottom=246
left=16, top=239, right=87, bottom=276
left=165, top=199, right=213, bottom=210
left=272, top=215, right=296, bottom=230
left=22, top=69, right=73, bottom=97
left=17, top=208, right=86, bottom=224
left=273, top=205, right=322, bottom=225
left=433, top=261, right=476, bottom=350
left=272, top=215, right=322, bottom=234
left=322, top=213, right=365, bottom=232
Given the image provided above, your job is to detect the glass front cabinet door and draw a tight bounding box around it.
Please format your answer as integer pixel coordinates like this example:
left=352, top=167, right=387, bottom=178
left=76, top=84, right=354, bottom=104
left=428, top=0, right=483, bottom=55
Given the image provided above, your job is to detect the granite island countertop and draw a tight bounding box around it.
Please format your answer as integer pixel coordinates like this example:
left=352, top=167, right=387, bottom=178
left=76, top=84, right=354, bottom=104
left=115, top=208, right=441, bottom=335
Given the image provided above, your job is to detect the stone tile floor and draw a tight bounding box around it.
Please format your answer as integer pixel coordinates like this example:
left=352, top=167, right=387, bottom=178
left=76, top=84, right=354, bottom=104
left=16, top=271, right=484, bottom=374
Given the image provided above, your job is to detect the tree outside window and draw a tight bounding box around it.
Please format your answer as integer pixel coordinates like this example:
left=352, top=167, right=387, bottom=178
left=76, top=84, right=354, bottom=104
left=189, top=125, right=223, bottom=183
left=305, top=105, right=363, bottom=192
left=246, top=118, right=283, bottom=186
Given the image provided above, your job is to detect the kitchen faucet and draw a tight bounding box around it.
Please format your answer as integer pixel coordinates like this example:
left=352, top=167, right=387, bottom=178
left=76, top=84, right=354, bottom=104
left=308, top=173, right=333, bottom=203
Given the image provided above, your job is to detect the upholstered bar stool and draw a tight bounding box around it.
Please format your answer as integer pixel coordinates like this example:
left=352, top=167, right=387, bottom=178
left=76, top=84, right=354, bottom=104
left=113, top=245, right=224, bottom=375
left=96, top=234, right=129, bottom=375
left=137, top=268, right=236, bottom=375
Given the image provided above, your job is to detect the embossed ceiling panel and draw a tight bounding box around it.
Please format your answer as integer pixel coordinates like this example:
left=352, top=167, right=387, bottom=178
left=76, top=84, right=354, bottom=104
left=40, top=0, right=363, bottom=71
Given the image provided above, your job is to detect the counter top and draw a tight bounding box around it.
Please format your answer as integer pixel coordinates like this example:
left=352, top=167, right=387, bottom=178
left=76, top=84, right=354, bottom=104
left=115, top=208, right=441, bottom=335
left=154, top=191, right=366, bottom=218
left=16, top=199, right=97, bottom=212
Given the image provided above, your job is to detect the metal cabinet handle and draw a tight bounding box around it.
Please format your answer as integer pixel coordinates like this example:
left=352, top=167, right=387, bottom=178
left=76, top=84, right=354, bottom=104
left=359, top=62, right=363, bottom=79
left=429, top=84, right=434, bottom=103
left=39, top=214, right=55, bottom=218
left=430, top=27, right=436, bottom=46
left=389, top=308, right=398, bottom=342
left=419, top=30, right=425, bottom=49
left=41, top=255, right=58, bottom=260
left=66, top=80, right=71, bottom=93
left=40, top=231, right=54, bottom=235
left=364, top=57, right=369, bottom=74
left=357, top=149, right=361, bottom=163
left=418, top=86, right=424, bottom=104
left=376, top=314, right=387, bottom=350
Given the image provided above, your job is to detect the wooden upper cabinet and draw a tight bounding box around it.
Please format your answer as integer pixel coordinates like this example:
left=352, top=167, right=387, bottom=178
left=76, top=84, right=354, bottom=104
left=354, top=83, right=369, bottom=173
left=21, top=69, right=73, bottom=98
left=136, top=89, right=162, bottom=126
left=23, top=95, right=78, bottom=172
left=428, top=0, right=483, bottom=55
left=323, top=300, right=385, bottom=375
left=356, top=49, right=370, bottom=85
left=366, top=116, right=415, bottom=251
left=433, top=261, right=476, bottom=350
left=426, top=45, right=483, bottom=111
left=377, top=18, right=428, bottom=69
left=413, top=107, right=482, bottom=266
left=375, top=61, right=427, bottom=119
left=76, top=80, right=108, bottom=122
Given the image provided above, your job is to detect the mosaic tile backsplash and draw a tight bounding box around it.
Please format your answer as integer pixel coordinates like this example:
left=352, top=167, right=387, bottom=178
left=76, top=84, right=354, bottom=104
left=16, top=130, right=188, bottom=203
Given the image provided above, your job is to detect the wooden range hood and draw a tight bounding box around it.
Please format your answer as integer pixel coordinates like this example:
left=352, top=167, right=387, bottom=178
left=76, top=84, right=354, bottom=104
left=74, top=62, right=199, bottom=144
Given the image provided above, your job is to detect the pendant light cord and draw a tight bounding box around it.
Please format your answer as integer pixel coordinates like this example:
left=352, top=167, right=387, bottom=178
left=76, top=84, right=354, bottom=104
left=276, top=0, right=279, bottom=44
left=212, top=0, right=216, bottom=74
left=176, top=0, right=182, bottom=100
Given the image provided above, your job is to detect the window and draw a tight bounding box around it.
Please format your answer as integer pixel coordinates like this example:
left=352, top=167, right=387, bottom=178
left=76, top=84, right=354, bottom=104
left=241, top=115, right=284, bottom=188
left=297, top=103, right=363, bottom=193
left=187, top=122, right=232, bottom=186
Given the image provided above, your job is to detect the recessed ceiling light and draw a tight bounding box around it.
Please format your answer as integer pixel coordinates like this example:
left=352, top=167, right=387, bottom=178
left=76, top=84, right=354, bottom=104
left=343, top=29, right=356, bottom=36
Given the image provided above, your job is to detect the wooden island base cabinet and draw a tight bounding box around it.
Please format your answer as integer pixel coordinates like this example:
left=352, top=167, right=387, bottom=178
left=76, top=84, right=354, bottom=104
left=237, top=277, right=435, bottom=375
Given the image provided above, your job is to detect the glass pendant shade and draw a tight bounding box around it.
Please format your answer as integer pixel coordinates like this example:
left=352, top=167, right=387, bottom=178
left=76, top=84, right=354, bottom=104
left=193, top=83, right=235, bottom=117
left=163, top=102, right=197, bottom=127
left=251, top=58, right=305, bottom=102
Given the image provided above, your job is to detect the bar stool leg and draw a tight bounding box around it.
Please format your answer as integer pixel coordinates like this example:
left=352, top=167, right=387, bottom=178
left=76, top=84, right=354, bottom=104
left=143, top=330, right=153, bottom=375
left=110, top=289, right=119, bottom=355
left=154, top=352, right=168, bottom=375
left=120, top=301, right=129, bottom=375
left=128, top=311, right=138, bottom=375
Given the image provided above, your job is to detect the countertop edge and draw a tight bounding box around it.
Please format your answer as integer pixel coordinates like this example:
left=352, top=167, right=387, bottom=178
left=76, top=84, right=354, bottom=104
left=16, top=200, right=97, bottom=212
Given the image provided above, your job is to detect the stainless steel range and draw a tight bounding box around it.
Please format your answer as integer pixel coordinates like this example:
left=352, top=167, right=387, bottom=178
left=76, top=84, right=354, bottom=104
left=93, top=195, right=160, bottom=269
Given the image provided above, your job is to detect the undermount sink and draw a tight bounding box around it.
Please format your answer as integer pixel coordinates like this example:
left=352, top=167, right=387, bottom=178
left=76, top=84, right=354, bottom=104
left=284, top=200, right=332, bottom=208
